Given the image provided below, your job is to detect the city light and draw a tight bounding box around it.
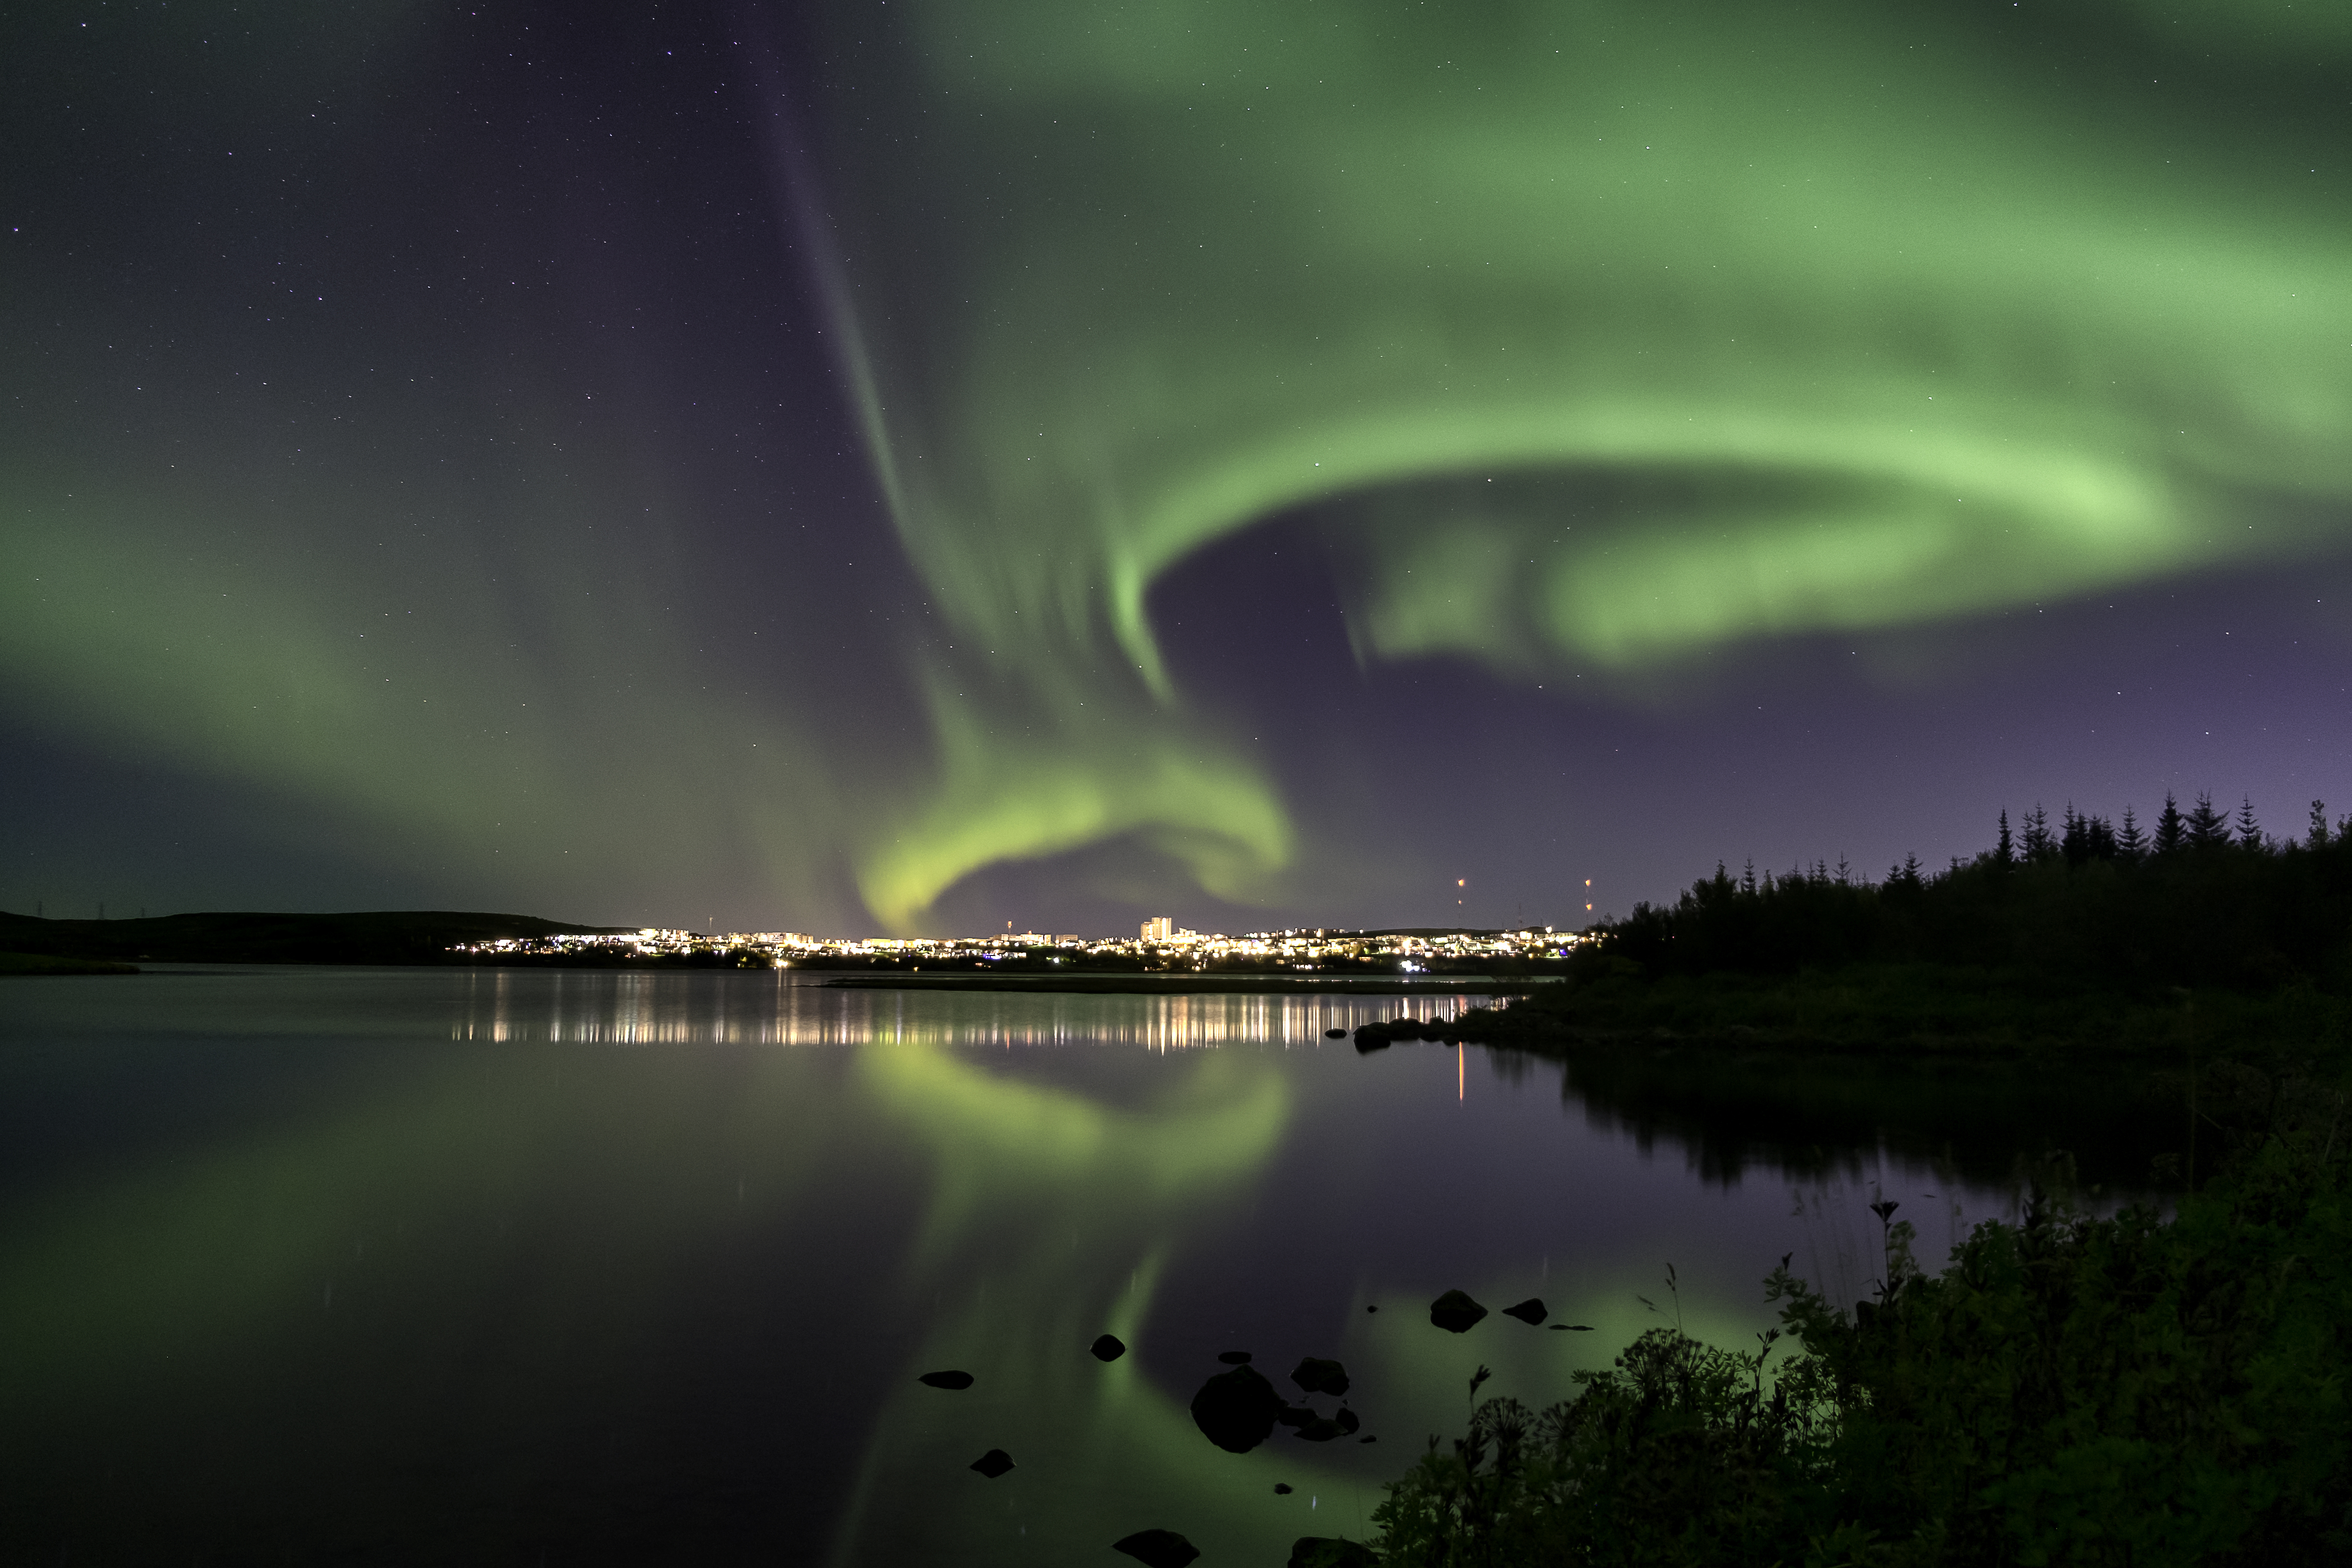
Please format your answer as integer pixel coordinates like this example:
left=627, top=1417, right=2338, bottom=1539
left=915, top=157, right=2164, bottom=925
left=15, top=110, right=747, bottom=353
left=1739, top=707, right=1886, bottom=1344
left=446, top=923, right=1588, bottom=967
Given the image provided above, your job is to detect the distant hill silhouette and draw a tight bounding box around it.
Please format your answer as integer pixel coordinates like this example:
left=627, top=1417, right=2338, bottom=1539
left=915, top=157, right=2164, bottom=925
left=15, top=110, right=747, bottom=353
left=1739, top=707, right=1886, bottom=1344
left=0, top=910, right=630, bottom=967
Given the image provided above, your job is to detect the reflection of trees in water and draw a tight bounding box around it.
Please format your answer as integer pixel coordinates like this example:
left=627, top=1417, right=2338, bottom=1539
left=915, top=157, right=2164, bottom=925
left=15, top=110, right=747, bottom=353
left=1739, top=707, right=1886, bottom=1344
left=1544, top=1045, right=2179, bottom=1193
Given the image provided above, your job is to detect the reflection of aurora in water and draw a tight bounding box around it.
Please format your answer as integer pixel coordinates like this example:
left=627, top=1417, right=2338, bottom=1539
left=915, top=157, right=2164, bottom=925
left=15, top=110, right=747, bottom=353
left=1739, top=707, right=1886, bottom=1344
left=0, top=970, right=2173, bottom=1561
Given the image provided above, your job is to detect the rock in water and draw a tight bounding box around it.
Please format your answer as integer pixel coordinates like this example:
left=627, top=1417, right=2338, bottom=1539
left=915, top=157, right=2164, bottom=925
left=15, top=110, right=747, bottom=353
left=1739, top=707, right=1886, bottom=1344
left=1217, top=1349, right=1253, bottom=1364
left=1289, top=1356, right=1350, bottom=1397
left=1353, top=1029, right=1390, bottom=1054
left=1274, top=1482, right=1295, bottom=1494
left=1294, top=1417, right=1347, bottom=1443
left=1429, top=1290, right=1488, bottom=1333
left=1090, top=1334, right=1127, bottom=1362
left=1324, top=1027, right=1348, bottom=1038
left=1289, top=1538, right=1380, bottom=1568
left=918, top=1370, right=974, bottom=1389
left=1502, top=1297, right=1548, bottom=1325
left=969, top=1448, right=1014, bottom=1478
left=1113, top=1529, right=1201, bottom=1568
left=1190, top=1363, right=1281, bottom=1453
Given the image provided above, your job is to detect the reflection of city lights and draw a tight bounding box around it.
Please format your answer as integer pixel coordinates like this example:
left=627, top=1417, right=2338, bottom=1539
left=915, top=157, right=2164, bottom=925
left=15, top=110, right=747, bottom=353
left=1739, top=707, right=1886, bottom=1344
left=447, top=973, right=1506, bottom=1050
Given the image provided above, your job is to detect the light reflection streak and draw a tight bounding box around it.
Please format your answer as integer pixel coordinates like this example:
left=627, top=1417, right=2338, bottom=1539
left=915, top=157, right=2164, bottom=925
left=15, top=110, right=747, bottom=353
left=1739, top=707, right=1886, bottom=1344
left=447, top=969, right=1502, bottom=1050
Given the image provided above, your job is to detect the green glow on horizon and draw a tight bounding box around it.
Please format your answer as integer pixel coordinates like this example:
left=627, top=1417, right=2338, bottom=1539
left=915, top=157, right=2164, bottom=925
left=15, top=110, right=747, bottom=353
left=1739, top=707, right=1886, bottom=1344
left=815, top=0, right=2352, bottom=921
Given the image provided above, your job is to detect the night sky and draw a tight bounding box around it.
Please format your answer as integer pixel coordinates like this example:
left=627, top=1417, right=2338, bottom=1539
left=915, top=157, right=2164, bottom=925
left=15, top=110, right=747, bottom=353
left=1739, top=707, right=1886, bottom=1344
left=5, top=0, right=2350, bottom=937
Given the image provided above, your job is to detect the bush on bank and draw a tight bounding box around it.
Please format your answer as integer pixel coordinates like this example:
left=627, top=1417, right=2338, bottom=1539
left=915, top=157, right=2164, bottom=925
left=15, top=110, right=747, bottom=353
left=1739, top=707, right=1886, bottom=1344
left=1368, top=1133, right=2352, bottom=1566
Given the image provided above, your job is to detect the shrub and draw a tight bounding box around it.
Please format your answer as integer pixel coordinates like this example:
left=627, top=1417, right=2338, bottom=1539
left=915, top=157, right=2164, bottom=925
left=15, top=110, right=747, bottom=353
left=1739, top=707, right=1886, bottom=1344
left=1374, top=1137, right=2352, bottom=1565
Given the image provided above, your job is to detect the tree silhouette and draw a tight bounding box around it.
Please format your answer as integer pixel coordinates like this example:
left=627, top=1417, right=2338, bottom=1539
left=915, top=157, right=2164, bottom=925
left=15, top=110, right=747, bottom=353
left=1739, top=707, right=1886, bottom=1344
left=2156, top=793, right=2186, bottom=855
left=2021, top=804, right=2056, bottom=862
left=1591, top=782, right=2352, bottom=995
left=2060, top=805, right=2088, bottom=867
left=2236, top=796, right=2262, bottom=850
left=2188, top=791, right=2229, bottom=850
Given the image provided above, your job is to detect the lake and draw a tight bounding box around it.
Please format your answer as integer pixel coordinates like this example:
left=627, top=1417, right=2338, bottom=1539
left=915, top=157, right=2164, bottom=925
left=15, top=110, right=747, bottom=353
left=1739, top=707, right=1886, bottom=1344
left=0, top=967, right=2170, bottom=1564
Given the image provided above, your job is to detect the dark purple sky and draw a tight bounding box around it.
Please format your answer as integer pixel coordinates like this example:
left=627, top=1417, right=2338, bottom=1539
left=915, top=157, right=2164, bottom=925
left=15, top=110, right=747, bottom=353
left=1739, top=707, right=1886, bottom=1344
left=6, top=0, right=2349, bottom=935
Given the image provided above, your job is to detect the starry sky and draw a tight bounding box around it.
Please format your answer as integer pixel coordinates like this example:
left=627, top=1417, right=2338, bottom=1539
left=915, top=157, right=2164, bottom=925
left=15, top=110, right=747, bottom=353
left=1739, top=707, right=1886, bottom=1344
left=4, top=0, right=2350, bottom=936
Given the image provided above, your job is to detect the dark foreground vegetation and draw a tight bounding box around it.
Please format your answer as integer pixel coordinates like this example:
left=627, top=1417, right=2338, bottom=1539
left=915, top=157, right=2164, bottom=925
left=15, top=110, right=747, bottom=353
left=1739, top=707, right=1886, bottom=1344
left=1437, top=793, right=2352, bottom=1062
left=1348, top=796, right=2352, bottom=1564
left=1366, top=1124, right=2352, bottom=1567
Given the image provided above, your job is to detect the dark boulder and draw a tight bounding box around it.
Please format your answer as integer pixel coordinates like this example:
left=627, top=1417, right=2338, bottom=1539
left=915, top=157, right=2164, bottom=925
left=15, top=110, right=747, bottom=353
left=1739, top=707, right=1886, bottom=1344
left=1190, top=1363, right=1281, bottom=1453
left=1290, top=1357, right=1349, bottom=1397
left=1114, top=1529, right=1201, bottom=1568
left=1090, top=1334, right=1127, bottom=1362
left=1429, top=1290, right=1488, bottom=1333
left=918, top=1370, right=974, bottom=1389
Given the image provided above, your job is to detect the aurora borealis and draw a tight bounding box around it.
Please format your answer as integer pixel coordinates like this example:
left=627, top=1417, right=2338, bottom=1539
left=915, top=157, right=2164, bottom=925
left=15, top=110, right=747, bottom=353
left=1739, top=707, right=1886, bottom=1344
left=6, top=0, right=2351, bottom=933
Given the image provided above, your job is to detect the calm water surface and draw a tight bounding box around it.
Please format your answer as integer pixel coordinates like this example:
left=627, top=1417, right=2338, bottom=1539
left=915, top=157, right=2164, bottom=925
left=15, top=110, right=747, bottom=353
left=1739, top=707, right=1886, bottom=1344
left=0, top=968, right=2161, bottom=1564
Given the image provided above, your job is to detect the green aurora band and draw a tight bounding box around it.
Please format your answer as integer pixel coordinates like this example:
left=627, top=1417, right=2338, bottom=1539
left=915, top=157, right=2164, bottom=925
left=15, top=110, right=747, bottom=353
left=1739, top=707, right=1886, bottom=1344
left=813, top=0, right=2352, bottom=925
left=2, top=0, right=2346, bottom=927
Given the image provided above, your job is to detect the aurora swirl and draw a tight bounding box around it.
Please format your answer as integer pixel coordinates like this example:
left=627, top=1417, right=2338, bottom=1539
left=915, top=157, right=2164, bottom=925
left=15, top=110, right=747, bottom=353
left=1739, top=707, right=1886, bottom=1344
left=3, top=0, right=2346, bottom=928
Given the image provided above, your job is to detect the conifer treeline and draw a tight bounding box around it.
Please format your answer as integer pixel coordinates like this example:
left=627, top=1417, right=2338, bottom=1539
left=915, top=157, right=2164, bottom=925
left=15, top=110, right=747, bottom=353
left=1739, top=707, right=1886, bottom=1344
left=1603, top=793, right=2352, bottom=991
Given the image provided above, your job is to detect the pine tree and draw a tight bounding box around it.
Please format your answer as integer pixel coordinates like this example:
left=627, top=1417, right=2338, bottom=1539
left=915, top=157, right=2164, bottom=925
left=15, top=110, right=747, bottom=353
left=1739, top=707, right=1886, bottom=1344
left=2188, top=791, right=2229, bottom=849
left=2119, top=805, right=2145, bottom=857
left=2060, top=804, right=2087, bottom=867
left=2156, top=793, right=2186, bottom=855
left=2022, top=804, right=2056, bottom=862
left=1901, top=852, right=1923, bottom=888
left=1741, top=858, right=1757, bottom=896
left=1996, top=809, right=2015, bottom=867
left=2310, top=801, right=2329, bottom=851
left=2086, top=813, right=2117, bottom=859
